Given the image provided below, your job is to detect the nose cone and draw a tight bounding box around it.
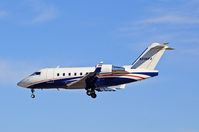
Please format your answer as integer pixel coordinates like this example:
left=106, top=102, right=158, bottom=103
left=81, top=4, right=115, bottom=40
left=17, top=81, right=25, bottom=88
left=17, top=79, right=30, bottom=88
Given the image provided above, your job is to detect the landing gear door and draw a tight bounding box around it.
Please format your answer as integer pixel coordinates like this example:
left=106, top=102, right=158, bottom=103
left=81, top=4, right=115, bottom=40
left=46, top=69, right=54, bottom=83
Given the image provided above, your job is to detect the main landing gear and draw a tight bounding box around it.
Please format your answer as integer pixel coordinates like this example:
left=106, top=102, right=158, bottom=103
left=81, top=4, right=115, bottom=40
left=86, top=89, right=97, bottom=99
left=31, top=89, right=35, bottom=98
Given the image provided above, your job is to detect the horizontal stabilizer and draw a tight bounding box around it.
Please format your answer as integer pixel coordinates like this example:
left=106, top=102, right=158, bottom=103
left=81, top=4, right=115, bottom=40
left=166, top=47, right=174, bottom=50
left=151, top=43, right=174, bottom=50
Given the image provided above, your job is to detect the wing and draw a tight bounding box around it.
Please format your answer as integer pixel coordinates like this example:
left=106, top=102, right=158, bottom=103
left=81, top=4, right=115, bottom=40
left=66, top=62, right=103, bottom=89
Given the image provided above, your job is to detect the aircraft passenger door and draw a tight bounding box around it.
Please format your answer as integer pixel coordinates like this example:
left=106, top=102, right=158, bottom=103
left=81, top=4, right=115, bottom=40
left=46, top=69, right=54, bottom=83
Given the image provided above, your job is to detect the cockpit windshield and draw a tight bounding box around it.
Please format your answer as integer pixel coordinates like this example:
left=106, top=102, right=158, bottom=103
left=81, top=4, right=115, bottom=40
left=30, top=72, right=41, bottom=76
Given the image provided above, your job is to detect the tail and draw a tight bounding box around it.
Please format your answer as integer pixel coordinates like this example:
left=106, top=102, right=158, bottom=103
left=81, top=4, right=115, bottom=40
left=131, top=43, right=174, bottom=70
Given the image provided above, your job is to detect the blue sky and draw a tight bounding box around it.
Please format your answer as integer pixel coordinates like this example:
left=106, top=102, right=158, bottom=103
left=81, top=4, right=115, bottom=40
left=0, top=0, right=199, bottom=132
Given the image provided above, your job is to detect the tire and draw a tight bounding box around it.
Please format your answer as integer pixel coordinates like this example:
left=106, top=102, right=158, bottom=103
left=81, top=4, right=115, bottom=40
left=86, top=91, right=91, bottom=96
left=31, top=94, right=35, bottom=98
left=91, top=93, right=97, bottom=98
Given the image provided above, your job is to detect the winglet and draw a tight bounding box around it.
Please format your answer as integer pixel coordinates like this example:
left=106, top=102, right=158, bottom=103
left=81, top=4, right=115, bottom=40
left=162, top=42, right=169, bottom=46
left=166, top=47, right=174, bottom=50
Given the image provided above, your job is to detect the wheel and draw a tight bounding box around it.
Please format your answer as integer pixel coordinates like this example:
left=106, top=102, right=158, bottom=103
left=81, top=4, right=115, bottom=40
left=86, top=91, right=91, bottom=96
left=87, top=90, right=95, bottom=96
left=91, top=93, right=97, bottom=98
left=31, top=94, right=35, bottom=98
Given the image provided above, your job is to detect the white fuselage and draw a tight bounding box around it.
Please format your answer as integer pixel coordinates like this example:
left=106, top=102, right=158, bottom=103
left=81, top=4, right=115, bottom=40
left=17, top=66, right=158, bottom=90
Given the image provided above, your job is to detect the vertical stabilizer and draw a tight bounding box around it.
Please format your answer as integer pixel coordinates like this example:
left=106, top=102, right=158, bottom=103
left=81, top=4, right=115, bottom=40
left=131, top=43, right=174, bottom=70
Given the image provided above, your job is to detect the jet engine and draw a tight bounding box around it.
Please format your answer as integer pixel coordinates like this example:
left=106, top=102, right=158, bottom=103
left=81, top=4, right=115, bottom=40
left=100, top=64, right=127, bottom=74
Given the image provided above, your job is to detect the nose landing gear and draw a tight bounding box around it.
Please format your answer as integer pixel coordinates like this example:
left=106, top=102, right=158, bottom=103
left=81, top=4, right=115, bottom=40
left=31, top=89, right=35, bottom=98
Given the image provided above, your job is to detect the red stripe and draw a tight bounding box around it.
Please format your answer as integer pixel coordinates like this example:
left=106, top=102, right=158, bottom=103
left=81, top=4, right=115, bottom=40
left=122, top=75, right=145, bottom=79
left=101, top=74, right=145, bottom=79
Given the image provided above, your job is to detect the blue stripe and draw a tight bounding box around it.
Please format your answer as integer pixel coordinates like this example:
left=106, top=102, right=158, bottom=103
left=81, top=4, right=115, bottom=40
left=28, top=72, right=158, bottom=89
left=28, top=76, right=83, bottom=88
left=56, top=76, right=83, bottom=81
left=28, top=76, right=136, bottom=89
left=96, top=77, right=136, bottom=88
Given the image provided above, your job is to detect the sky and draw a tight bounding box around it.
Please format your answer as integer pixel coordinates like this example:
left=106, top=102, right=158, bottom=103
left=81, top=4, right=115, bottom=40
left=0, top=0, right=199, bottom=132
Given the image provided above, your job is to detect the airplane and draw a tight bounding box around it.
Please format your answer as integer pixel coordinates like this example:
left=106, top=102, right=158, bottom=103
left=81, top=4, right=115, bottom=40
left=17, top=43, right=174, bottom=99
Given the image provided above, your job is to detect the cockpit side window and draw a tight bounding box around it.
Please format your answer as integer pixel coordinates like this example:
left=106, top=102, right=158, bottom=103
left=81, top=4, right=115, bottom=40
left=30, top=72, right=41, bottom=76
left=35, top=72, right=41, bottom=75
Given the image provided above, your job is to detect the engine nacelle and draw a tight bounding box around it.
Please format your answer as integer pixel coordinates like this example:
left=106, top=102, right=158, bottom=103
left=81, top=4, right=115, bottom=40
left=100, top=64, right=125, bottom=73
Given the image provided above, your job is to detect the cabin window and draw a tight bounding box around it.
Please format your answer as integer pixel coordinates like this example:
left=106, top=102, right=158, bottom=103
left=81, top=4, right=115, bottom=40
left=74, top=73, right=77, bottom=76
left=63, top=73, right=65, bottom=76
left=68, top=73, right=71, bottom=76
left=57, top=73, right=60, bottom=76
left=80, top=72, right=82, bottom=75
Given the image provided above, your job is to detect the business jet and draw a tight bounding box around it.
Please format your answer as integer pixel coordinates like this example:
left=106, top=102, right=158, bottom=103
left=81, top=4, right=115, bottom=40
left=17, top=43, right=173, bottom=99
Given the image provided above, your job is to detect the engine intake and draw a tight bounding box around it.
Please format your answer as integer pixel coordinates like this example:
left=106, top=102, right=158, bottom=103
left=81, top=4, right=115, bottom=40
left=100, top=64, right=126, bottom=73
